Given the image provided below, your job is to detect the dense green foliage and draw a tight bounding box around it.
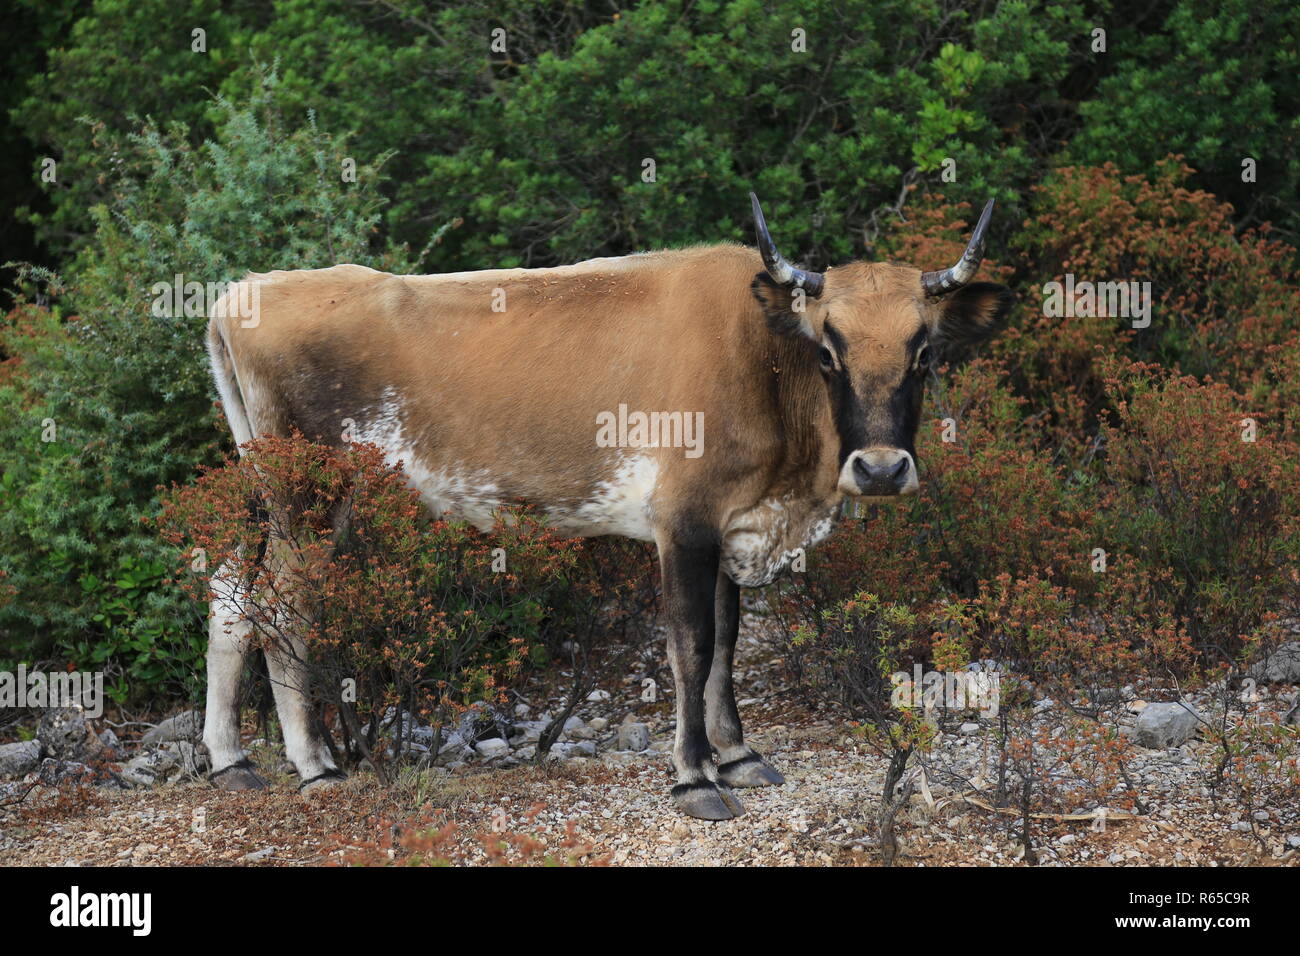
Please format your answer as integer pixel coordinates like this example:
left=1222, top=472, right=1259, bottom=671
left=9, top=0, right=1299, bottom=267
left=1, top=73, right=413, bottom=696
left=1067, top=0, right=1300, bottom=234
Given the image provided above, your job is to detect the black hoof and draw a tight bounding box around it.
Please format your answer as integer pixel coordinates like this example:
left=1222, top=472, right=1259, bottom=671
left=209, top=758, right=268, bottom=791
left=718, top=751, right=786, bottom=788
left=298, top=768, right=347, bottom=794
left=671, top=780, right=745, bottom=820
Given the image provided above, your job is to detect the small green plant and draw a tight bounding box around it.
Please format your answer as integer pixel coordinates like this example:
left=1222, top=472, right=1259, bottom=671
left=792, top=592, right=941, bottom=864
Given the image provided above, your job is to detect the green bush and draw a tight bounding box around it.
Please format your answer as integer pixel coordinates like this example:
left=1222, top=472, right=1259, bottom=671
left=0, top=71, right=413, bottom=696
left=12, top=0, right=1098, bottom=272
left=1069, top=0, right=1300, bottom=238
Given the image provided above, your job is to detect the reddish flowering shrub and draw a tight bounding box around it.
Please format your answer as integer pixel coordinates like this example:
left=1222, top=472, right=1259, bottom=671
left=159, top=433, right=627, bottom=773
left=1009, top=158, right=1298, bottom=454
left=1003, top=718, right=1137, bottom=814
left=987, top=713, right=1140, bottom=863
left=1099, top=358, right=1300, bottom=667
left=780, top=358, right=1293, bottom=707
left=914, top=358, right=1098, bottom=597
left=1210, top=710, right=1300, bottom=846
left=1265, top=335, right=1300, bottom=434
left=877, top=192, right=1016, bottom=290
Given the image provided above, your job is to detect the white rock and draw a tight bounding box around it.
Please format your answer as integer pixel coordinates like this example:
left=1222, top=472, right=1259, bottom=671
left=545, top=742, right=573, bottom=760
left=0, top=740, right=41, bottom=778
left=1135, top=702, right=1200, bottom=749
left=616, top=722, right=651, bottom=752
left=474, top=738, right=510, bottom=759
left=1249, top=642, right=1300, bottom=683
left=121, top=749, right=180, bottom=787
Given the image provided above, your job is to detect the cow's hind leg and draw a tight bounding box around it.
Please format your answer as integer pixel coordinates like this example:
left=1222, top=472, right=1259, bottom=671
left=707, top=568, right=785, bottom=789
left=205, top=560, right=268, bottom=790
left=265, top=633, right=343, bottom=792
left=263, top=541, right=343, bottom=793
left=660, top=539, right=744, bottom=820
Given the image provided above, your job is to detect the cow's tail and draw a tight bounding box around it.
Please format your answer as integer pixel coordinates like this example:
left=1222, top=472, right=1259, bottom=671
left=206, top=283, right=256, bottom=452
left=206, top=282, right=272, bottom=582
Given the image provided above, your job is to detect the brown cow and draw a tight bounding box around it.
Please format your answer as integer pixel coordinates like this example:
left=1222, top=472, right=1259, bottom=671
left=203, top=195, right=1011, bottom=819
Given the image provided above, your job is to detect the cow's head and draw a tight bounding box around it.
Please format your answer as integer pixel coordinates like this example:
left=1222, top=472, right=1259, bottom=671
left=749, top=193, right=1012, bottom=499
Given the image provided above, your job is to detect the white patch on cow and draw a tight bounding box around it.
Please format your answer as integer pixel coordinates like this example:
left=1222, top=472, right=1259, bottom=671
left=352, top=387, right=504, bottom=531
left=347, top=390, right=396, bottom=457
left=549, top=454, right=658, bottom=541
left=409, top=463, right=506, bottom=531
left=351, top=392, right=658, bottom=539
left=721, top=495, right=840, bottom=587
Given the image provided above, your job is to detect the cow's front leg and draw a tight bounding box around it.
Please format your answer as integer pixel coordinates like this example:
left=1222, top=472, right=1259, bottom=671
left=707, top=568, right=786, bottom=789
left=660, top=539, right=745, bottom=820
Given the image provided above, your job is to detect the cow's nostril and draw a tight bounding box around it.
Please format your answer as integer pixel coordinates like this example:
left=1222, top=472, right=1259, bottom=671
left=852, top=453, right=910, bottom=494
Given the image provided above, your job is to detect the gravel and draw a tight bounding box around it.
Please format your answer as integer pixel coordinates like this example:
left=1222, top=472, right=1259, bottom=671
left=1, top=612, right=1295, bottom=867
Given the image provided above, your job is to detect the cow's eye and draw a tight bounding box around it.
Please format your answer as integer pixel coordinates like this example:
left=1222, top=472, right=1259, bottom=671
left=818, top=346, right=835, bottom=371
left=914, top=344, right=930, bottom=374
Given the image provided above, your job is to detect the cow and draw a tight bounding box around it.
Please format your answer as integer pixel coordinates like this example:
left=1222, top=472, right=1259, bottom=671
left=202, top=194, right=1011, bottom=820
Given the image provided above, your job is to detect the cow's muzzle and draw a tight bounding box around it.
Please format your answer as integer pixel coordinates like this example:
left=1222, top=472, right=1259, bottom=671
left=840, top=449, right=918, bottom=498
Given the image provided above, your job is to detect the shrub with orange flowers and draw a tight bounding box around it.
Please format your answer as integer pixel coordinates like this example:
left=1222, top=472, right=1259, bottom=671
left=1009, top=158, right=1298, bottom=457
left=159, top=433, right=630, bottom=777
left=1098, top=358, right=1300, bottom=669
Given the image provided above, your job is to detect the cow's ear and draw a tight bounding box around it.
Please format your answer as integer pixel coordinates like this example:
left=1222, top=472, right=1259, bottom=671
left=930, top=282, right=1013, bottom=359
left=750, top=273, right=818, bottom=341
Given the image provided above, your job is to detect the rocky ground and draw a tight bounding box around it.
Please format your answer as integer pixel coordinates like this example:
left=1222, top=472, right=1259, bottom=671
left=2, top=618, right=1298, bottom=867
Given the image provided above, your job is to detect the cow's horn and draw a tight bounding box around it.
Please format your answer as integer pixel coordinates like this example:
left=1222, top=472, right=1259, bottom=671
left=750, top=192, right=824, bottom=298
left=920, top=198, right=995, bottom=297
